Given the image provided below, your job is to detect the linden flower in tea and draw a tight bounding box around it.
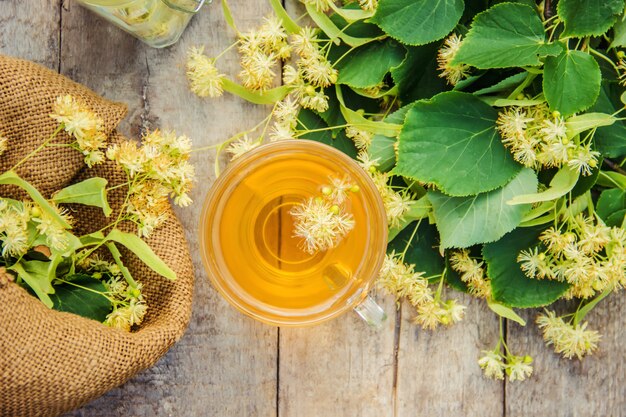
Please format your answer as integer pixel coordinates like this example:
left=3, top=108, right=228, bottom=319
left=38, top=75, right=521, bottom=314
left=289, top=176, right=358, bottom=254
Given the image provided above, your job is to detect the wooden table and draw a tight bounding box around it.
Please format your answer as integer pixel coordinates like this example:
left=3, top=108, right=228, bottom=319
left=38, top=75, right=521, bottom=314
left=2, top=1, right=625, bottom=416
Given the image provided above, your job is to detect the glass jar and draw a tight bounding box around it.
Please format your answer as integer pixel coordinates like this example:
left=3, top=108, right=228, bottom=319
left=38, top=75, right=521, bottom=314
left=75, top=0, right=207, bottom=48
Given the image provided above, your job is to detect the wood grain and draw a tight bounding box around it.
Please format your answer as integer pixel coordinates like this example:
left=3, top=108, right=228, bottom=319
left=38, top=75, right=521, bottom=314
left=506, top=296, right=626, bottom=417
left=59, top=1, right=279, bottom=416
left=1, top=1, right=625, bottom=416
left=0, top=0, right=60, bottom=68
left=396, top=293, right=503, bottom=417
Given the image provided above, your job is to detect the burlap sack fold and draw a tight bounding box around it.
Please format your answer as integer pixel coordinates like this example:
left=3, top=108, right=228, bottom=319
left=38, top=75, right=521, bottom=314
left=0, top=55, right=195, bottom=417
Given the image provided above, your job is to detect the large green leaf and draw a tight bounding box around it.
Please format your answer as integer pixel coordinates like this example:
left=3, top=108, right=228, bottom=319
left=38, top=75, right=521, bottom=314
left=335, top=40, right=406, bottom=88
left=484, top=227, right=570, bottom=308
left=558, top=0, right=624, bottom=37
left=106, top=229, right=177, bottom=280
left=52, top=177, right=112, bottom=217
left=50, top=274, right=112, bottom=322
left=390, top=43, right=449, bottom=103
left=453, top=3, right=562, bottom=69
left=543, top=50, right=601, bottom=117
left=395, top=91, right=521, bottom=196
left=597, top=188, right=626, bottom=223
left=370, top=0, right=464, bottom=46
left=11, top=261, right=54, bottom=308
left=590, top=82, right=626, bottom=158
left=297, top=108, right=358, bottom=158
left=387, top=221, right=444, bottom=279
left=429, top=168, right=538, bottom=249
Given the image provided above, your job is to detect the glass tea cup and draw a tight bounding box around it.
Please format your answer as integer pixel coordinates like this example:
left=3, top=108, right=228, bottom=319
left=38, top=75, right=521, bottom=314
left=199, top=140, right=388, bottom=327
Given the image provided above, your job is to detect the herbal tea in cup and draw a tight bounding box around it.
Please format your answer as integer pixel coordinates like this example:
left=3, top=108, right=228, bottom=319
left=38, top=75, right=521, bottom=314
left=200, top=140, right=387, bottom=327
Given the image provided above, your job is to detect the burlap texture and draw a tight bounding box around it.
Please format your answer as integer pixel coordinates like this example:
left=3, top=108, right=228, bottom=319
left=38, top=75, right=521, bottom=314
left=0, top=55, right=195, bottom=417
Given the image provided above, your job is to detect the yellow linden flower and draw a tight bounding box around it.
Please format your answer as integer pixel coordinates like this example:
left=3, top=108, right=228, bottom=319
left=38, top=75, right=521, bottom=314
left=187, top=46, right=224, bottom=98
left=437, top=34, right=471, bottom=86
left=289, top=197, right=355, bottom=254
left=478, top=350, right=505, bottom=380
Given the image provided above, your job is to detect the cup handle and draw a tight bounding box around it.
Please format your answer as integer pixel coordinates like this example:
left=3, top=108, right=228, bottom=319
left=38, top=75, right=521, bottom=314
left=353, top=295, right=387, bottom=329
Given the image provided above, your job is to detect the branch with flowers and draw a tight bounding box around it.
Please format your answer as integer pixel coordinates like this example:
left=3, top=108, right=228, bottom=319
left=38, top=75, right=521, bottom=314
left=0, top=95, right=194, bottom=331
left=186, top=0, right=626, bottom=381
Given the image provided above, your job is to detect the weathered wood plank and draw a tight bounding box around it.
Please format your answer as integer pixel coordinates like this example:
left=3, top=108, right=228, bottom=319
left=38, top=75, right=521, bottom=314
left=60, top=1, right=279, bottom=416
left=506, top=296, right=626, bottom=417
left=0, top=0, right=60, bottom=69
left=276, top=1, right=397, bottom=416
left=278, top=293, right=398, bottom=417
left=396, top=293, right=503, bottom=417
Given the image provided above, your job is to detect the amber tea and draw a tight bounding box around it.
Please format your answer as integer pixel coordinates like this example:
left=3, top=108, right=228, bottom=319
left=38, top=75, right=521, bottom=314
left=200, top=141, right=387, bottom=326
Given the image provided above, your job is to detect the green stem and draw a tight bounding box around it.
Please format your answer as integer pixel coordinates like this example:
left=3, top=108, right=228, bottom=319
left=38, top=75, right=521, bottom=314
left=55, top=278, right=116, bottom=302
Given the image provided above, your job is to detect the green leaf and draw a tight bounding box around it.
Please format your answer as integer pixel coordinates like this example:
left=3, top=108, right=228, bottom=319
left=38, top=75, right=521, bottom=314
left=391, top=43, right=449, bottom=104
left=50, top=274, right=111, bottom=322
left=487, top=300, right=527, bottom=326
left=484, top=227, right=570, bottom=308
left=429, top=168, right=538, bottom=249
left=11, top=261, right=54, bottom=308
left=106, top=229, right=177, bottom=280
left=297, top=108, right=358, bottom=158
left=557, top=0, right=624, bottom=37
left=565, top=112, right=616, bottom=139
left=607, top=209, right=626, bottom=227
left=590, top=82, right=626, bottom=158
left=395, top=91, right=522, bottom=196
left=370, top=0, right=464, bottom=45
left=453, top=3, right=562, bottom=69
left=473, top=72, right=528, bottom=95
left=52, top=177, right=112, bottom=217
left=335, top=40, right=406, bottom=88
left=0, top=171, right=71, bottom=229
left=610, top=14, right=626, bottom=48
left=543, top=50, right=601, bottom=117
left=369, top=135, right=396, bottom=171
left=387, top=221, right=444, bottom=279
left=507, top=166, right=579, bottom=205
left=596, top=188, right=626, bottom=223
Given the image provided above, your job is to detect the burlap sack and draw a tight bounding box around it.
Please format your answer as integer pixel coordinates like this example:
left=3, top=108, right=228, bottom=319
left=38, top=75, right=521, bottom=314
left=0, top=55, right=195, bottom=417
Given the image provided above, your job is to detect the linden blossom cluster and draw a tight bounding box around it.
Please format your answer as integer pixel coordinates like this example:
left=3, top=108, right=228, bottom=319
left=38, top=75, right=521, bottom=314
left=289, top=176, right=356, bottom=254
left=496, top=105, right=600, bottom=174
left=518, top=214, right=626, bottom=299
left=106, top=129, right=195, bottom=237
left=0, top=95, right=194, bottom=331
left=50, top=95, right=108, bottom=167
left=377, top=252, right=466, bottom=330
left=76, top=254, right=147, bottom=331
